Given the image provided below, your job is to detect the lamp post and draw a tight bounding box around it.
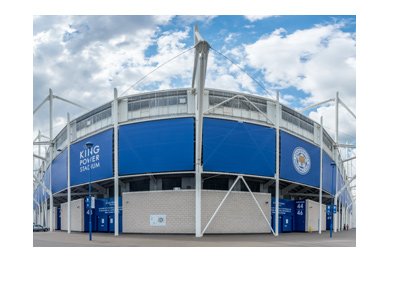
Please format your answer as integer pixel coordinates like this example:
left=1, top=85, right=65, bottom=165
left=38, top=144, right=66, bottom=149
left=330, top=161, right=336, bottom=238
left=85, top=142, right=93, bottom=241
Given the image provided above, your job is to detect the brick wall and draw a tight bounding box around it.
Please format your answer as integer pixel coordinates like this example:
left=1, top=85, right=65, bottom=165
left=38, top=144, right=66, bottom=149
left=122, top=190, right=271, bottom=234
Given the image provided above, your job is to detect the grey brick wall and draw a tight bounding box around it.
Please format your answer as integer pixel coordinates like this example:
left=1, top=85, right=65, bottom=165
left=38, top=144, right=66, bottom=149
left=202, top=190, right=271, bottom=234
left=123, top=190, right=195, bottom=233
left=60, top=198, right=84, bottom=232
left=122, top=190, right=271, bottom=234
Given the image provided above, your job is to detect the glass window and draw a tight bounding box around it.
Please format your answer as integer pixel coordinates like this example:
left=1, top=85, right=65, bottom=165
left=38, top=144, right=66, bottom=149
left=203, top=177, right=229, bottom=190
left=129, top=179, right=150, bottom=192
left=240, top=180, right=260, bottom=192
left=162, top=177, right=182, bottom=190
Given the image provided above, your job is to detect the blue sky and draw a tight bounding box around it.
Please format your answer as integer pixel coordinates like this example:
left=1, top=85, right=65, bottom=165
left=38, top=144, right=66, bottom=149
left=33, top=15, right=356, bottom=144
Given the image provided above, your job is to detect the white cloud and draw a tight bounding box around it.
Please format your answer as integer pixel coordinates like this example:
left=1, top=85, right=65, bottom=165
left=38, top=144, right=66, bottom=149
left=177, top=15, right=216, bottom=25
left=244, top=15, right=275, bottom=22
left=33, top=16, right=178, bottom=138
left=244, top=23, right=356, bottom=142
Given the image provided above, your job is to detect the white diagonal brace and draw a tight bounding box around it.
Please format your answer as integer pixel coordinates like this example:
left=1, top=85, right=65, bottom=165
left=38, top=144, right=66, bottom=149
left=238, top=95, right=274, bottom=125
left=241, top=176, right=276, bottom=235
left=299, top=98, right=334, bottom=113
left=53, top=95, right=89, bottom=110
left=203, top=94, right=241, bottom=114
left=201, top=176, right=241, bottom=235
left=339, top=98, right=356, bottom=119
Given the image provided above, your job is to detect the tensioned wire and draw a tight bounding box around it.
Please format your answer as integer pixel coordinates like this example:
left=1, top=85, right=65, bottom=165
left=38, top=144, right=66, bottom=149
left=119, top=45, right=196, bottom=97
left=118, top=43, right=274, bottom=98
left=209, top=46, right=274, bottom=97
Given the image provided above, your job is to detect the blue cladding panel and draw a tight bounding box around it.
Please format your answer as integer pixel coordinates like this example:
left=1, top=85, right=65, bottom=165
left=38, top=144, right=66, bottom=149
left=44, top=168, right=50, bottom=190
left=70, top=129, right=113, bottom=186
left=51, top=150, right=67, bottom=193
left=280, top=131, right=320, bottom=188
left=322, top=152, right=336, bottom=195
left=119, top=118, right=195, bottom=175
left=203, top=118, right=276, bottom=177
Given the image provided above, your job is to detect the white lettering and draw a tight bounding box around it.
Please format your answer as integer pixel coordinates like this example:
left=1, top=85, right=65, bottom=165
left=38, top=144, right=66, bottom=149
left=79, top=144, right=101, bottom=172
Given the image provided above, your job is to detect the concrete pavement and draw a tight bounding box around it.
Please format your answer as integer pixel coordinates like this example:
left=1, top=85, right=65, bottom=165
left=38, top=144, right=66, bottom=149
left=33, top=229, right=356, bottom=247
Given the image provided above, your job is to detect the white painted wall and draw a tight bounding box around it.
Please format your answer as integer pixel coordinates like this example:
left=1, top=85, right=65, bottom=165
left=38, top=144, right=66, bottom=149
left=60, top=198, right=84, bottom=232
left=305, top=199, right=326, bottom=232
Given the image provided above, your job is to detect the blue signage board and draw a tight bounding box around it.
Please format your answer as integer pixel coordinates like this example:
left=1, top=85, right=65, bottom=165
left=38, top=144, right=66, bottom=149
left=326, top=212, right=333, bottom=228
left=280, top=131, right=320, bottom=188
left=271, top=199, right=295, bottom=233
left=333, top=205, right=337, bottom=214
left=294, top=200, right=306, bottom=232
left=119, top=117, right=195, bottom=175
left=51, top=149, right=68, bottom=193
left=83, top=197, right=123, bottom=233
left=70, top=129, right=113, bottom=186
left=95, top=197, right=123, bottom=233
left=203, top=118, right=276, bottom=177
left=84, top=199, right=96, bottom=233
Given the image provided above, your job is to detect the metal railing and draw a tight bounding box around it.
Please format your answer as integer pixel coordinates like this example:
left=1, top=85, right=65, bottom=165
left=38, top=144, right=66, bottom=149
left=75, top=104, right=112, bottom=139
left=208, top=89, right=269, bottom=122
left=127, top=89, right=189, bottom=120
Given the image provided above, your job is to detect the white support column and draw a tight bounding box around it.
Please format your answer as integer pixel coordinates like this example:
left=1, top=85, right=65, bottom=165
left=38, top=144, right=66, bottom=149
left=44, top=197, right=48, bottom=227
left=113, top=88, right=119, bottom=236
left=49, top=89, right=53, bottom=155
left=275, top=91, right=280, bottom=237
left=334, top=91, right=339, bottom=233
left=319, top=116, right=323, bottom=234
left=48, top=88, right=54, bottom=231
left=338, top=199, right=342, bottom=232
left=67, top=113, right=71, bottom=234
left=193, top=27, right=210, bottom=238
left=38, top=131, right=42, bottom=226
left=342, top=201, right=345, bottom=231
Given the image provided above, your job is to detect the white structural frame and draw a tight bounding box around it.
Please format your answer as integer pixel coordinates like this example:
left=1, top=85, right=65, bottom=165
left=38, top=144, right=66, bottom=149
left=67, top=113, right=71, bottom=233
left=193, top=26, right=210, bottom=237
left=300, top=91, right=356, bottom=233
left=113, top=88, right=119, bottom=236
left=275, top=91, right=280, bottom=236
left=33, top=88, right=88, bottom=232
left=319, top=116, right=323, bottom=234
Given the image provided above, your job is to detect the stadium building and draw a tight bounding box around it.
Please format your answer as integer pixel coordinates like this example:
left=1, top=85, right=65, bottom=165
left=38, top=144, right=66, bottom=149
left=33, top=27, right=355, bottom=237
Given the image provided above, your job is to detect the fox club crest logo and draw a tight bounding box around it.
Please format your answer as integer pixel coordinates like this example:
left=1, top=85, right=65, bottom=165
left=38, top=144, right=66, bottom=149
left=292, top=147, right=311, bottom=175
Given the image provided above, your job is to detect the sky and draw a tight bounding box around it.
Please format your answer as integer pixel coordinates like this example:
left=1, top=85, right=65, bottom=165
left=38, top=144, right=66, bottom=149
left=33, top=15, right=356, bottom=181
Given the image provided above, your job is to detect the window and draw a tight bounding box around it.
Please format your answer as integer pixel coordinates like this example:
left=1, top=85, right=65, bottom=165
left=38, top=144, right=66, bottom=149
left=281, top=106, right=314, bottom=134
left=203, top=177, right=229, bottom=190
left=162, top=177, right=182, bottom=190
left=240, top=180, right=260, bottom=192
left=129, top=179, right=150, bottom=192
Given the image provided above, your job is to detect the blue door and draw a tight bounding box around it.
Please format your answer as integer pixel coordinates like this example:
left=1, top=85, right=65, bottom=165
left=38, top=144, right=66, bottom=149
left=282, top=215, right=293, bottom=232
left=98, top=214, right=109, bottom=232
